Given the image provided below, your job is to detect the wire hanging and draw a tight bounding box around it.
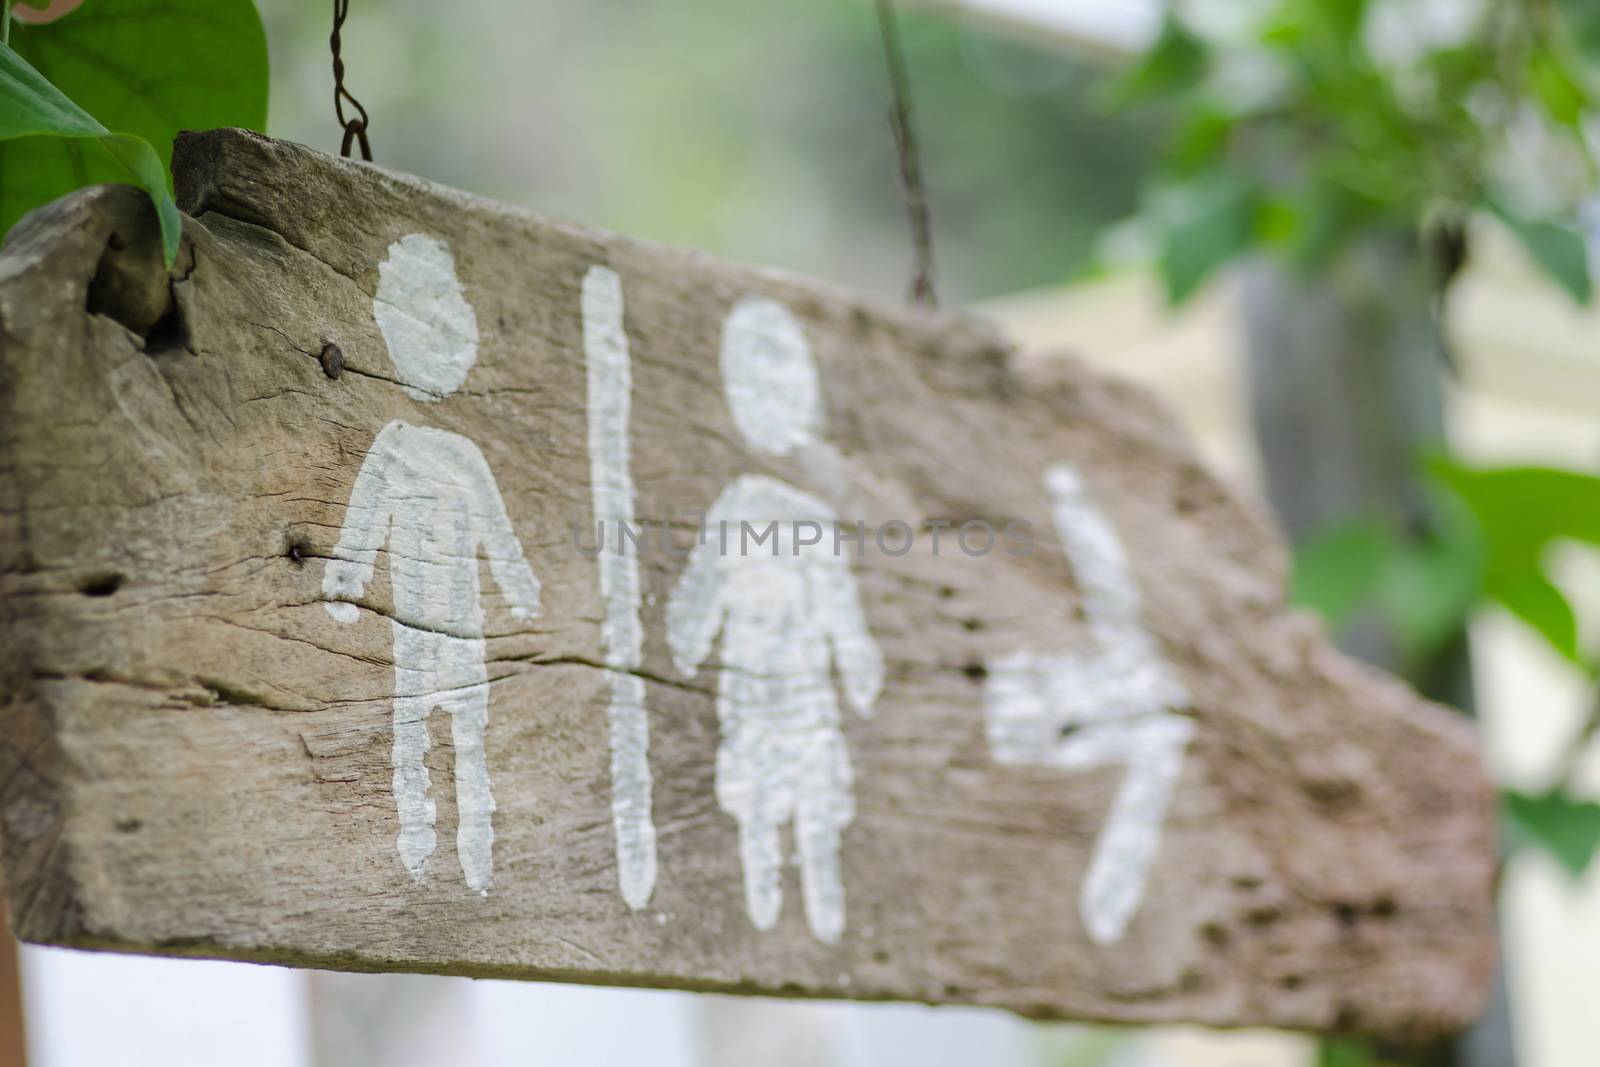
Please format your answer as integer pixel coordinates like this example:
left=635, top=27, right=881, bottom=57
left=874, top=0, right=937, bottom=308
left=331, top=0, right=373, bottom=161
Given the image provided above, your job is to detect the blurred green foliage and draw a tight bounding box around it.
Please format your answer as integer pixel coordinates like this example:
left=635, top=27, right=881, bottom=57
left=1433, top=462, right=1600, bottom=668
left=1291, top=506, right=1480, bottom=672
left=1504, top=789, right=1600, bottom=878
left=1294, top=458, right=1600, bottom=879
left=1295, top=461, right=1600, bottom=678
left=1111, top=0, right=1598, bottom=303
left=1317, top=1036, right=1383, bottom=1067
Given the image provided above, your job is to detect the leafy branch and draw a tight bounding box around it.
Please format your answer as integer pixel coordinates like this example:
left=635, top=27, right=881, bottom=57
left=1107, top=0, right=1597, bottom=304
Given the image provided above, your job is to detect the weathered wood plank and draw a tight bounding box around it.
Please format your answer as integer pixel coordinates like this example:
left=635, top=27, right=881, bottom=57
left=0, top=129, right=1494, bottom=1038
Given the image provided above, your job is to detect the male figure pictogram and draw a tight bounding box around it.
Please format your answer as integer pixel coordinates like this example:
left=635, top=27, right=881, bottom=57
left=324, top=233, right=541, bottom=895
left=666, top=296, right=883, bottom=945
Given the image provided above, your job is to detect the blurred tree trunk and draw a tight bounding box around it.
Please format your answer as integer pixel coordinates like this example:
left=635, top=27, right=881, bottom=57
left=1242, top=233, right=1515, bottom=1067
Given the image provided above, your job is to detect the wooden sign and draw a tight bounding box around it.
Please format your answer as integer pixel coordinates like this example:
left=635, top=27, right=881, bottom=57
left=0, top=130, right=1494, bottom=1038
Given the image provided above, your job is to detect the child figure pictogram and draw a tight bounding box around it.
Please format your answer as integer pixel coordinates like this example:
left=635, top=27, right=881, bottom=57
left=666, top=297, right=884, bottom=945
left=324, top=233, right=541, bottom=895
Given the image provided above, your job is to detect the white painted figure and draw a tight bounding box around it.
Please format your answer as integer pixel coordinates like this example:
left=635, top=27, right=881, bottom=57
left=984, top=463, right=1193, bottom=945
left=324, top=233, right=542, bottom=895
left=580, top=265, right=658, bottom=911
left=666, top=297, right=884, bottom=945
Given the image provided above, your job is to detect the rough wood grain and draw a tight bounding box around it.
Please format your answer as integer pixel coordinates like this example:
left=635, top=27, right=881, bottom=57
left=0, top=129, right=1495, bottom=1038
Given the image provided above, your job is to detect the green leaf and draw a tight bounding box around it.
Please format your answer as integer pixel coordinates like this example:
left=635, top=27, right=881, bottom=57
left=1107, top=12, right=1208, bottom=106
left=1159, top=174, right=1258, bottom=303
left=1293, top=507, right=1483, bottom=665
left=1, top=0, right=268, bottom=260
left=1283, top=175, right=1386, bottom=273
left=1260, top=0, right=1371, bottom=56
left=1495, top=570, right=1582, bottom=663
left=1432, top=464, right=1600, bottom=550
left=1292, top=518, right=1391, bottom=628
left=1375, top=524, right=1482, bottom=664
left=1528, top=46, right=1590, bottom=130
left=1431, top=460, right=1600, bottom=668
left=1504, top=790, right=1600, bottom=879
left=1167, top=105, right=1234, bottom=177
left=0, top=42, right=179, bottom=260
left=1316, top=0, right=1372, bottom=50
left=1254, top=196, right=1300, bottom=248
left=1317, top=1036, right=1377, bottom=1067
left=1558, top=0, right=1600, bottom=58
left=1488, top=199, right=1593, bottom=305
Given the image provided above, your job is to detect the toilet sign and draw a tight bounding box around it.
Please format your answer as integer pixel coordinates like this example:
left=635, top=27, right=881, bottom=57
left=0, top=129, right=1495, bottom=1040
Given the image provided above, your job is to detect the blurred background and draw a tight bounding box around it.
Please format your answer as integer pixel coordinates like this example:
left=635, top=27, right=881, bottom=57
left=7, top=0, right=1600, bottom=1063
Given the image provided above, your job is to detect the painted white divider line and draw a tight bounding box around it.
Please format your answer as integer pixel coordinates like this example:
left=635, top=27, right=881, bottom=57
left=581, top=265, right=658, bottom=910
